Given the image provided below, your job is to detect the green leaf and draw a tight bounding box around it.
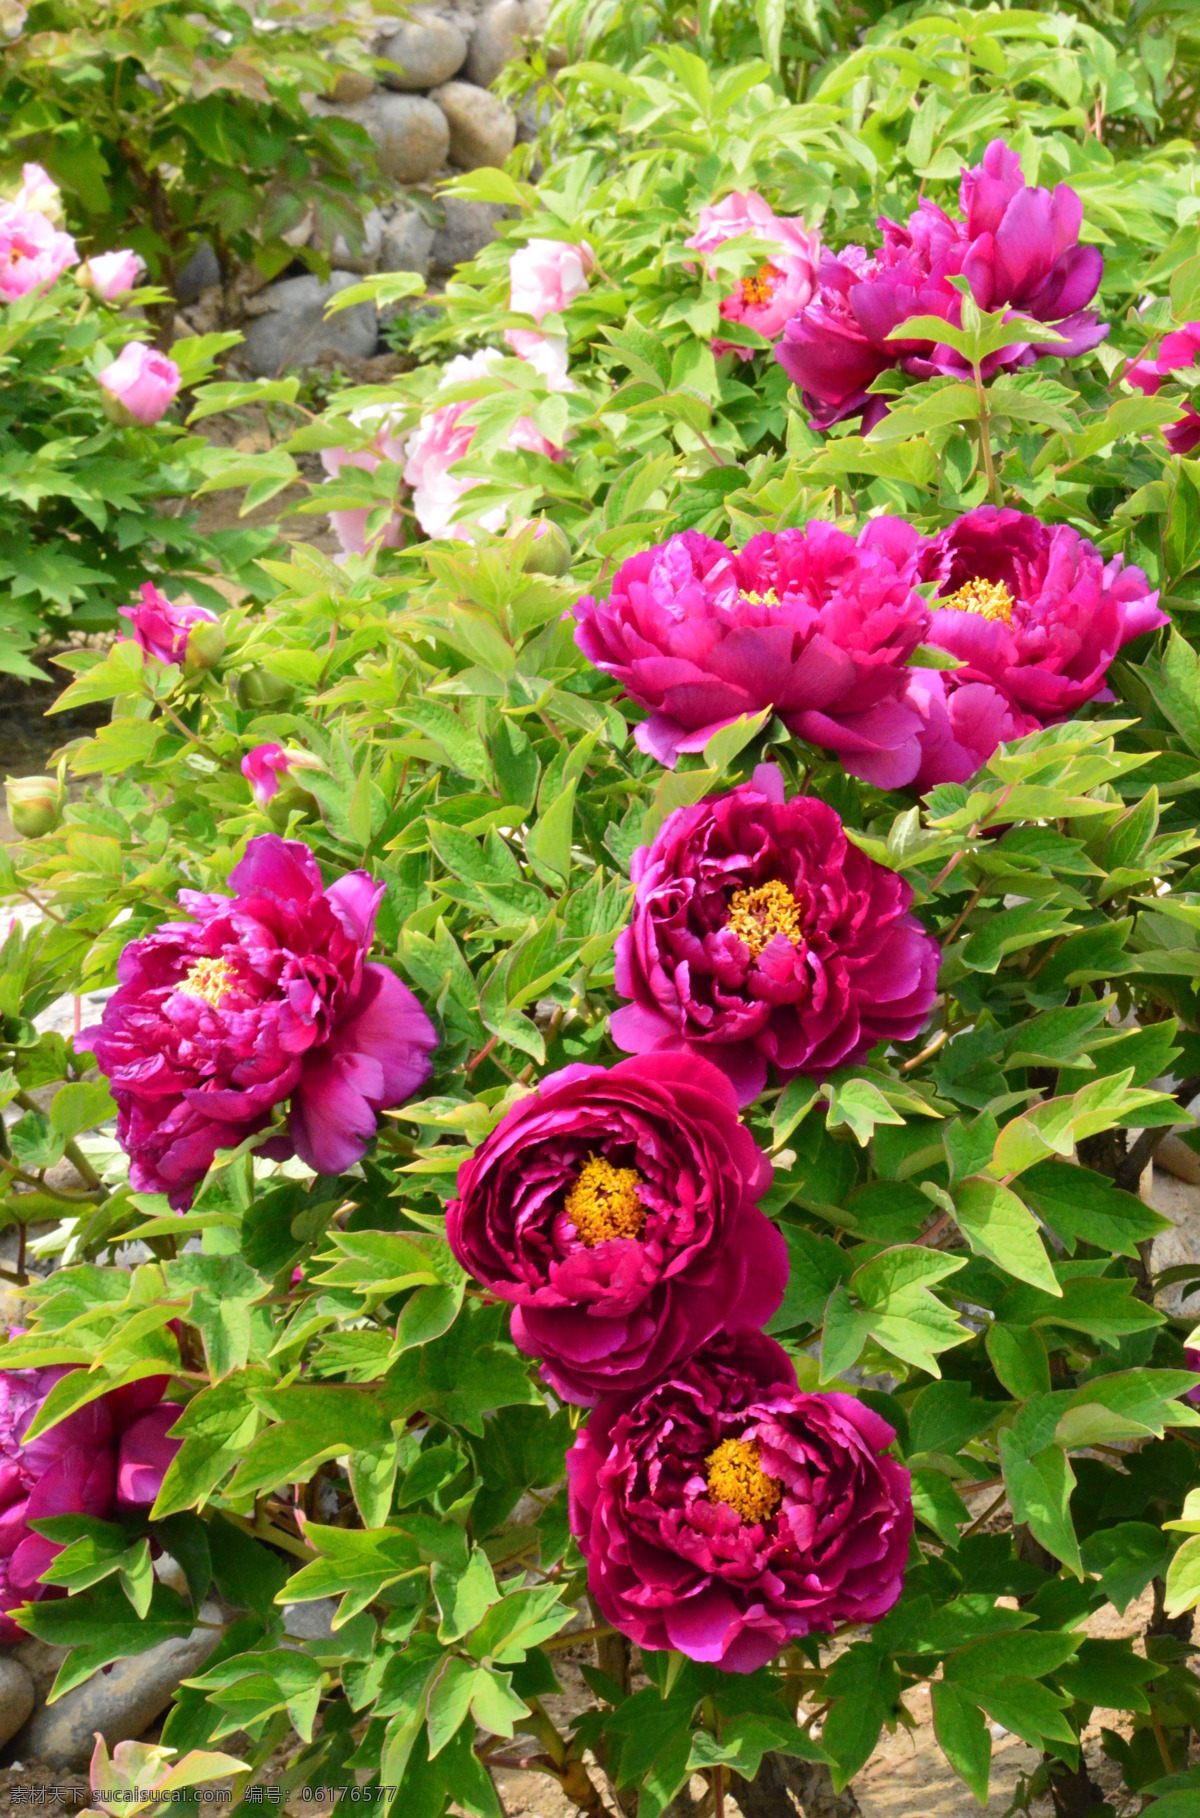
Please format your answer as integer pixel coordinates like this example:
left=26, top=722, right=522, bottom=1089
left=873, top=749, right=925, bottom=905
left=998, top=1434, right=1082, bottom=1577
left=434, top=1547, right=499, bottom=1644
left=953, top=1178, right=1060, bottom=1295
left=280, top=1525, right=423, bottom=1628
left=17, top=1580, right=195, bottom=1700
left=930, top=1681, right=991, bottom=1806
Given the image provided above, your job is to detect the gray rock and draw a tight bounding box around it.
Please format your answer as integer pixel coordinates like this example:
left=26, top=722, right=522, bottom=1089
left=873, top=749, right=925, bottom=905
left=282, top=1598, right=337, bottom=1642
left=330, top=67, right=376, bottom=103
left=431, top=80, right=516, bottom=170
left=430, top=197, right=506, bottom=273
left=174, top=239, right=220, bottom=304
left=380, top=207, right=436, bottom=279
left=241, top=272, right=379, bottom=377
left=330, top=206, right=386, bottom=273
left=0, top=1655, right=35, bottom=1747
left=12, top=1609, right=223, bottom=1770
left=11, top=1637, right=68, bottom=1704
left=466, top=0, right=526, bottom=87
left=331, top=91, right=450, bottom=184
left=378, top=13, right=467, bottom=89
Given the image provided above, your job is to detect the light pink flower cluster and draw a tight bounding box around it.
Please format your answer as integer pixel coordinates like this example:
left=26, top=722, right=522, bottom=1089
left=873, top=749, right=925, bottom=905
left=11, top=163, right=62, bottom=221
left=404, top=350, right=564, bottom=542
left=505, top=237, right=592, bottom=390
left=0, top=203, right=76, bottom=301
left=319, top=405, right=409, bottom=560
left=686, top=191, right=821, bottom=357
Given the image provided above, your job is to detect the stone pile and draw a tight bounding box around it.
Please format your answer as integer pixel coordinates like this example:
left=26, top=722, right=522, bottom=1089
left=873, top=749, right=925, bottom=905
left=195, top=0, right=562, bottom=377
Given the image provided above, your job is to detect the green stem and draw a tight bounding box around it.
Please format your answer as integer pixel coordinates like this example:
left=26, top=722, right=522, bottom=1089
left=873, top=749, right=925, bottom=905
left=973, top=360, right=1002, bottom=505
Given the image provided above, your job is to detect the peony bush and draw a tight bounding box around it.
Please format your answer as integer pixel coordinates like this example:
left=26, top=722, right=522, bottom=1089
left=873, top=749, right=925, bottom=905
left=8, top=4, right=1200, bottom=1816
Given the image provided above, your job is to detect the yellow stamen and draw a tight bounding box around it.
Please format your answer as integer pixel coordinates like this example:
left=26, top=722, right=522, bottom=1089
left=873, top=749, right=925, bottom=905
left=740, top=262, right=780, bottom=309
left=178, top=955, right=236, bottom=1009
left=726, top=879, right=805, bottom=959
left=706, top=1437, right=781, bottom=1525
left=563, top=1154, right=645, bottom=1247
left=945, top=576, right=1014, bottom=623
left=740, top=586, right=780, bottom=606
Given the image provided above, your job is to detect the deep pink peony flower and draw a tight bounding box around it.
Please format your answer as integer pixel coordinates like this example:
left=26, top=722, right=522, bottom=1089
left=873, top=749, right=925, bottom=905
left=611, top=764, right=940, bottom=1104
left=320, top=405, right=408, bottom=560
left=685, top=191, right=821, bottom=356
left=446, top=1053, right=786, bottom=1405
left=84, top=835, right=438, bottom=1207
left=776, top=139, right=1105, bottom=429
left=0, top=1365, right=182, bottom=1640
left=906, top=667, right=1039, bottom=791
left=567, top=1330, right=913, bottom=1671
left=0, top=203, right=76, bottom=300
left=1125, top=323, right=1200, bottom=456
left=97, top=341, right=180, bottom=425
left=119, top=582, right=224, bottom=672
left=574, top=519, right=931, bottom=785
left=508, top=238, right=593, bottom=323
left=115, top=1404, right=182, bottom=1509
left=79, top=249, right=144, bottom=302
left=241, top=743, right=318, bottom=810
left=1186, top=1347, right=1200, bottom=1407
left=918, top=505, right=1166, bottom=716
left=404, top=350, right=563, bottom=541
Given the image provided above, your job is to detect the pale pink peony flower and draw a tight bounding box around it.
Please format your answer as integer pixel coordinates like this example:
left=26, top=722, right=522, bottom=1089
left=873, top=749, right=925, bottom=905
left=319, top=405, right=408, bottom=560
left=403, top=350, right=561, bottom=542
left=508, top=238, right=593, bottom=324
left=686, top=191, right=821, bottom=357
left=503, top=327, right=571, bottom=391
left=12, top=163, right=62, bottom=221
left=97, top=341, right=180, bottom=425
left=0, top=204, right=76, bottom=300
left=79, top=249, right=144, bottom=302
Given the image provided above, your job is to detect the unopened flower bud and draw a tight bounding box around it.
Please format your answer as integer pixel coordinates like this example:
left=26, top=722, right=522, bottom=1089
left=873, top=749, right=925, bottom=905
left=5, top=774, right=64, bottom=838
left=508, top=516, right=572, bottom=577
left=183, top=614, right=226, bottom=676
left=235, top=666, right=294, bottom=710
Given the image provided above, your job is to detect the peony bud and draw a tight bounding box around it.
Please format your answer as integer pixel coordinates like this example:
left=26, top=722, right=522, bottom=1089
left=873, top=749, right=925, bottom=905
left=182, top=614, right=226, bottom=676
left=5, top=774, right=64, bottom=838
left=235, top=666, right=294, bottom=710
left=508, top=516, right=572, bottom=577
left=97, top=342, right=180, bottom=426
left=77, top=249, right=144, bottom=303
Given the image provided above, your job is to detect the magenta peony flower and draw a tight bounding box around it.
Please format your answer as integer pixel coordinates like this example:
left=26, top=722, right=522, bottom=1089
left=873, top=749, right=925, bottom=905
left=574, top=519, right=931, bottom=785
left=119, top=582, right=225, bottom=672
left=918, top=506, right=1166, bottom=721
left=0, top=203, right=76, bottom=300
left=905, top=667, right=1039, bottom=791
left=97, top=341, right=180, bottom=425
left=611, top=764, right=940, bottom=1105
left=320, top=405, right=408, bottom=560
left=776, top=139, right=1105, bottom=429
left=446, top=1052, right=786, bottom=1405
left=84, top=835, right=438, bottom=1207
left=686, top=191, right=821, bottom=356
left=403, top=350, right=563, bottom=541
left=508, top=237, right=593, bottom=323
left=1125, top=323, right=1200, bottom=456
left=78, top=249, right=144, bottom=302
left=567, top=1330, right=913, bottom=1672
left=240, top=743, right=319, bottom=810
left=115, top=1404, right=181, bottom=1509
left=1186, top=1347, right=1200, bottom=1407
left=0, top=1365, right=183, bottom=1640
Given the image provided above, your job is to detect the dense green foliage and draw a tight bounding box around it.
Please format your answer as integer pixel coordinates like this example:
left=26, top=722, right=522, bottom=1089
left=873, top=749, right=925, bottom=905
left=9, top=3, right=1200, bottom=1816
